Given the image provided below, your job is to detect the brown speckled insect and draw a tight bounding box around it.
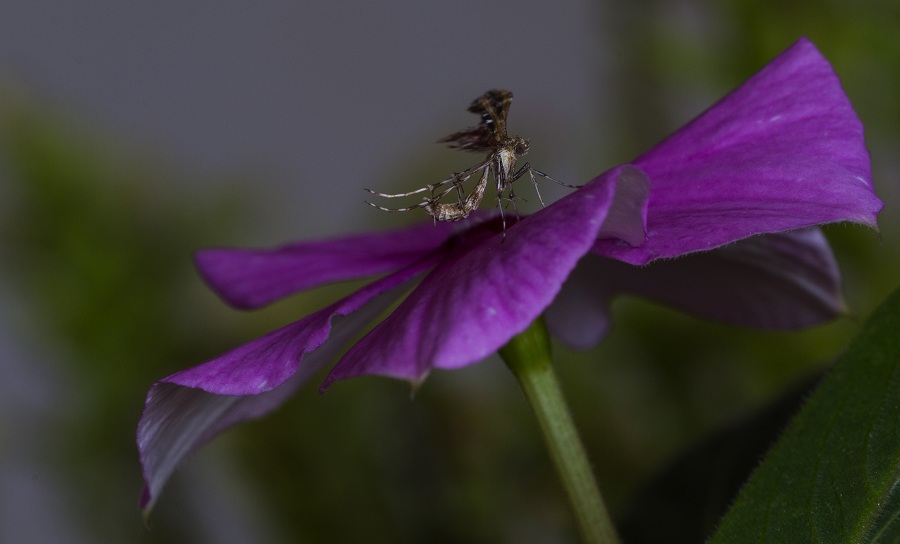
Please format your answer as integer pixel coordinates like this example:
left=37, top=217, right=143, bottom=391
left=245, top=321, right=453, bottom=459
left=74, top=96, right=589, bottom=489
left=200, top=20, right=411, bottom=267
left=365, top=89, right=578, bottom=233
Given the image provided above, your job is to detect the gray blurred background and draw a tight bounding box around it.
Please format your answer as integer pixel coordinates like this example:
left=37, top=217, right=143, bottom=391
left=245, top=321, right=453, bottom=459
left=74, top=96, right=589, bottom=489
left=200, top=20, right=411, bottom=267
left=1, top=1, right=898, bottom=543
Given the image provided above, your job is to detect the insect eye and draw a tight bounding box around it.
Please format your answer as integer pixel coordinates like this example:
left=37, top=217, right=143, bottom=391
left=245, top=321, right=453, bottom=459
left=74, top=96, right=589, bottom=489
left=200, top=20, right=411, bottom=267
left=515, top=140, right=530, bottom=155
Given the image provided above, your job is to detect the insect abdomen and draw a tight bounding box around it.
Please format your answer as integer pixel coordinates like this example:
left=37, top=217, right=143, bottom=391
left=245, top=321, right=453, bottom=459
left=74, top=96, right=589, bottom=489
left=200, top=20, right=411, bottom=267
left=425, top=180, right=486, bottom=222
left=426, top=203, right=469, bottom=222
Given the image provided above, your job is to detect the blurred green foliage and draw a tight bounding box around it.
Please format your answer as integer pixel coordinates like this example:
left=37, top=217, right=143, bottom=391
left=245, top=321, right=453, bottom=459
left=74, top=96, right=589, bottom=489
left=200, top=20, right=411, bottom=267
left=0, top=94, right=248, bottom=542
left=1, top=1, right=899, bottom=543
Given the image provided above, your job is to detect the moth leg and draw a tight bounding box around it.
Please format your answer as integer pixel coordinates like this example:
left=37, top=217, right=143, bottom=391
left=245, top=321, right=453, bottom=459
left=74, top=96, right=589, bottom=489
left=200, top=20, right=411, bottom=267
left=365, top=159, right=490, bottom=199
left=365, top=176, right=456, bottom=199
left=456, top=159, right=493, bottom=179
left=495, top=187, right=508, bottom=240
left=506, top=185, right=522, bottom=219
left=446, top=173, right=467, bottom=206
left=510, top=163, right=579, bottom=209
left=483, top=166, right=505, bottom=239
left=365, top=184, right=457, bottom=213
left=527, top=165, right=582, bottom=188
left=528, top=168, right=547, bottom=208
left=364, top=199, right=445, bottom=213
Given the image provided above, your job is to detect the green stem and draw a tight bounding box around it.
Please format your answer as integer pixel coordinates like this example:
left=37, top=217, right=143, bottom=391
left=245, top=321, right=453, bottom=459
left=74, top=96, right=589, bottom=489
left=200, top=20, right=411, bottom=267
left=499, top=318, right=620, bottom=544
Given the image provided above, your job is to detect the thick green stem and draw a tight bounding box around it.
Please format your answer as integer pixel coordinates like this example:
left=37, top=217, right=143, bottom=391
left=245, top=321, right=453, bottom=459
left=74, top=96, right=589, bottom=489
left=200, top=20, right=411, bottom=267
left=499, top=318, right=620, bottom=544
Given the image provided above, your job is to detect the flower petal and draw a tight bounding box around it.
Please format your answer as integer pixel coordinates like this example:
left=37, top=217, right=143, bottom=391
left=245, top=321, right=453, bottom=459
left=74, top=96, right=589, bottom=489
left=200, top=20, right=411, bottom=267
left=137, top=254, right=435, bottom=511
left=324, top=165, right=651, bottom=386
left=596, top=164, right=650, bottom=246
left=547, top=228, right=845, bottom=349
left=196, top=220, right=456, bottom=308
left=594, top=37, right=882, bottom=266
left=138, top=374, right=303, bottom=512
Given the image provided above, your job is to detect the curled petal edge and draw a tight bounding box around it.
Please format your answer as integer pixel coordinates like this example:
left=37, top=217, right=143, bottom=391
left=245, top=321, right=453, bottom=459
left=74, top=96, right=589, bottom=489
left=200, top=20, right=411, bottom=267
left=547, top=228, right=846, bottom=349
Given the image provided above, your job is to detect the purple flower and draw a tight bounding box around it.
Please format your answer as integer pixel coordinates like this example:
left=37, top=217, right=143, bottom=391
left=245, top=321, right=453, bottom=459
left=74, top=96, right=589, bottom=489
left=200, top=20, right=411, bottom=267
left=137, top=38, right=882, bottom=511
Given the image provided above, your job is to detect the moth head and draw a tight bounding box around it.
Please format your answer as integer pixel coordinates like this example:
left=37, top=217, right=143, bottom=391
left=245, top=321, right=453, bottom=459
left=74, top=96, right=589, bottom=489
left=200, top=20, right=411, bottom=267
left=513, top=137, right=530, bottom=156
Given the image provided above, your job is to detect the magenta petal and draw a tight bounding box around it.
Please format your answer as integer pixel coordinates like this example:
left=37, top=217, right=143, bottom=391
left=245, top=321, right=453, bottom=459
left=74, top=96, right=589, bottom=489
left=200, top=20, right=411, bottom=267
left=594, top=38, right=883, bottom=266
left=596, top=165, right=650, bottom=246
left=324, top=165, right=651, bottom=386
left=196, top=220, right=456, bottom=308
left=547, top=228, right=845, bottom=349
left=138, top=372, right=309, bottom=512
left=136, top=255, right=435, bottom=511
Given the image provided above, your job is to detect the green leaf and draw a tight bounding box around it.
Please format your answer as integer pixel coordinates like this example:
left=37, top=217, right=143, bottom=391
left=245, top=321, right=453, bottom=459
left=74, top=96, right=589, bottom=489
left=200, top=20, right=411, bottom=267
left=709, top=286, right=900, bottom=543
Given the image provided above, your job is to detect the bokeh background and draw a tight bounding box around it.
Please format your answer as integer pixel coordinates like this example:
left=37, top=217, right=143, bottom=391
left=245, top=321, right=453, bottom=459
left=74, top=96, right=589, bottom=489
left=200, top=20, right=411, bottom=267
left=1, top=1, right=898, bottom=542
